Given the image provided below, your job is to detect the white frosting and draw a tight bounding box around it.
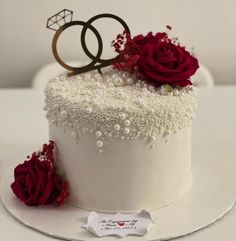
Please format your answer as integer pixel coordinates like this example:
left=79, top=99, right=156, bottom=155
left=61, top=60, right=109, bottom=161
left=44, top=68, right=196, bottom=212
left=49, top=124, right=192, bottom=212
left=44, top=67, right=197, bottom=151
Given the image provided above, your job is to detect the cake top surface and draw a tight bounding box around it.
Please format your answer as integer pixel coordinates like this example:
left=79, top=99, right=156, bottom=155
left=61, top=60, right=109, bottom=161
left=44, top=67, right=197, bottom=149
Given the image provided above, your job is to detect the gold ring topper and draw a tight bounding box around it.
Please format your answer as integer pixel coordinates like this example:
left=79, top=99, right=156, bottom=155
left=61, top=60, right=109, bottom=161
left=47, top=9, right=130, bottom=77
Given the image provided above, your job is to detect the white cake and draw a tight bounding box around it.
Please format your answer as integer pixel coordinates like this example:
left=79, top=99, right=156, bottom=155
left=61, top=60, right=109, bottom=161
left=44, top=67, right=197, bottom=212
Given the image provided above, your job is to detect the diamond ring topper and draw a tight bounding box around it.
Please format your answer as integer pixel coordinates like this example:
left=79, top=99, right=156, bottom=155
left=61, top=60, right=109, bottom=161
left=47, top=9, right=73, bottom=31
left=46, top=9, right=130, bottom=77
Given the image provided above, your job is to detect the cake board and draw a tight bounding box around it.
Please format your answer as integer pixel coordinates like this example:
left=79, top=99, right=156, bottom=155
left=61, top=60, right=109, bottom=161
left=1, top=148, right=236, bottom=241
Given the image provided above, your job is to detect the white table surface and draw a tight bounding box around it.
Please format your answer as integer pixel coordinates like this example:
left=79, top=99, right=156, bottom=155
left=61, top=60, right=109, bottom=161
left=0, top=87, right=236, bottom=241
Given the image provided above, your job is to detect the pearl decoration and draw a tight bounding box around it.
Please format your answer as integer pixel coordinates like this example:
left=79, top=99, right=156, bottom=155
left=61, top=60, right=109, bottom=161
left=124, top=127, right=130, bottom=134
left=148, top=136, right=156, bottom=143
left=124, top=119, right=131, bottom=126
left=117, top=90, right=124, bottom=97
left=60, top=110, right=67, bottom=118
left=114, top=77, right=124, bottom=87
left=97, top=140, right=103, bottom=147
left=114, top=124, right=120, bottom=131
left=85, top=73, right=91, bottom=79
left=94, top=73, right=101, bottom=80
left=108, top=82, right=114, bottom=87
left=86, top=107, right=93, bottom=114
left=142, top=92, right=148, bottom=97
left=95, top=89, right=102, bottom=96
left=45, top=67, right=197, bottom=151
left=120, top=113, right=126, bottom=120
left=96, top=131, right=102, bottom=138
left=122, top=72, right=129, bottom=78
left=137, top=99, right=144, bottom=107
left=111, top=74, right=117, bottom=79
left=126, top=78, right=134, bottom=85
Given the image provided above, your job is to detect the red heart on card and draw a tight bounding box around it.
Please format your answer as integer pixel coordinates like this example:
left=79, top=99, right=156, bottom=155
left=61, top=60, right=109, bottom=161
left=117, top=222, right=125, bottom=226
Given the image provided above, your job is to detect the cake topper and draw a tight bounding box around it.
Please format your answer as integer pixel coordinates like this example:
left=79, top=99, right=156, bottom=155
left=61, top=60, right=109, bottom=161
left=47, top=9, right=130, bottom=77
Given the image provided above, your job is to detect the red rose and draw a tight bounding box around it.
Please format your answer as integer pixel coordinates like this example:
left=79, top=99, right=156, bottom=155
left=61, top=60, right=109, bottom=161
left=133, top=32, right=167, bottom=51
left=137, top=34, right=199, bottom=87
left=113, top=31, right=199, bottom=87
left=11, top=141, right=69, bottom=206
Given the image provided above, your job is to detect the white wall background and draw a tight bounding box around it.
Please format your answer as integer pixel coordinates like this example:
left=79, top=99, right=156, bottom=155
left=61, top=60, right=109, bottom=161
left=0, top=0, right=236, bottom=87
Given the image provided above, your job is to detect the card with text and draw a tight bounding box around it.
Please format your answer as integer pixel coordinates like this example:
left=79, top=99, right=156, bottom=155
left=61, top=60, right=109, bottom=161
left=83, top=209, right=155, bottom=237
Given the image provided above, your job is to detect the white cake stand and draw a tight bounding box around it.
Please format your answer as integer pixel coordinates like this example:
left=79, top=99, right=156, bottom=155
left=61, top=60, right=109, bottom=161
left=1, top=149, right=236, bottom=241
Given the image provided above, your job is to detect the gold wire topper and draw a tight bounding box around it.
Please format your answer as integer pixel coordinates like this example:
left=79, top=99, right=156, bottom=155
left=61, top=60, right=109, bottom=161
left=47, top=9, right=131, bottom=77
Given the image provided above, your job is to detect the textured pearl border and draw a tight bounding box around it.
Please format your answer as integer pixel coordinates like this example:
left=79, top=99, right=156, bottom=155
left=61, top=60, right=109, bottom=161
left=44, top=68, right=197, bottom=151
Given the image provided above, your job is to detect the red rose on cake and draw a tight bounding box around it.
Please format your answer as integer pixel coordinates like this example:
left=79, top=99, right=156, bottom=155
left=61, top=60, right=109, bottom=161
left=11, top=141, right=69, bottom=206
left=113, top=31, right=199, bottom=87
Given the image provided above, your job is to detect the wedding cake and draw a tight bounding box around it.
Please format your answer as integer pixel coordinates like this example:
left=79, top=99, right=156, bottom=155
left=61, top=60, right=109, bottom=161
left=39, top=11, right=198, bottom=211
left=44, top=58, right=197, bottom=212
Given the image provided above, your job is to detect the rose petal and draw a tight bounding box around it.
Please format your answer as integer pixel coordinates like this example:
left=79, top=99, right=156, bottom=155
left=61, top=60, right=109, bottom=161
left=175, top=79, right=192, bottom=87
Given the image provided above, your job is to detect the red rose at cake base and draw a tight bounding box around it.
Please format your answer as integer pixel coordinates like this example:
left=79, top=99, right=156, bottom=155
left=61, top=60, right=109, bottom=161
left=113, top=31, right=199, bottom=87
left=11, top=141, right=69, bottom=206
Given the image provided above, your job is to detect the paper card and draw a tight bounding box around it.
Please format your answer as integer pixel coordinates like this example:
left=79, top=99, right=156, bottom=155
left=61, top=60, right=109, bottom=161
left=83, top=209, right=155, bottom=238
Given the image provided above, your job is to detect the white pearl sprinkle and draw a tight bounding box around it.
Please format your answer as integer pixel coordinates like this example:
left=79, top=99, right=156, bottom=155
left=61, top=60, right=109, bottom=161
left=122, top=72, right=129, bottom=78
left=120, top=113, right=126, bottom=120
left=124, top=127, right=130, bottom=134
left=126, top=78, right=134, bottom=85
left=114, top=124, right=120, bottom=131
left=96, top=131, right=102, bottom=137
left=60, top=110, right=67, bottom=118
left=97, top=140, right=103, bottom=147
left=108, top=82, right=114, bottom=87
left=86, top=107, right=93, bottom=114
left=150, top=136, right=156, bottom=142
left=150, top=109, right=155, bottom=114
left=137, top=99, right=144, bottom=107
left=114, top=77, right=124, bottom=87
left=149, top=86, right=155, bottom=92
left=45, top=67, right=197, bottom=147
left=124, top=120, right=131, bottom=126
left=117, top=90, right=125, bottom=97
